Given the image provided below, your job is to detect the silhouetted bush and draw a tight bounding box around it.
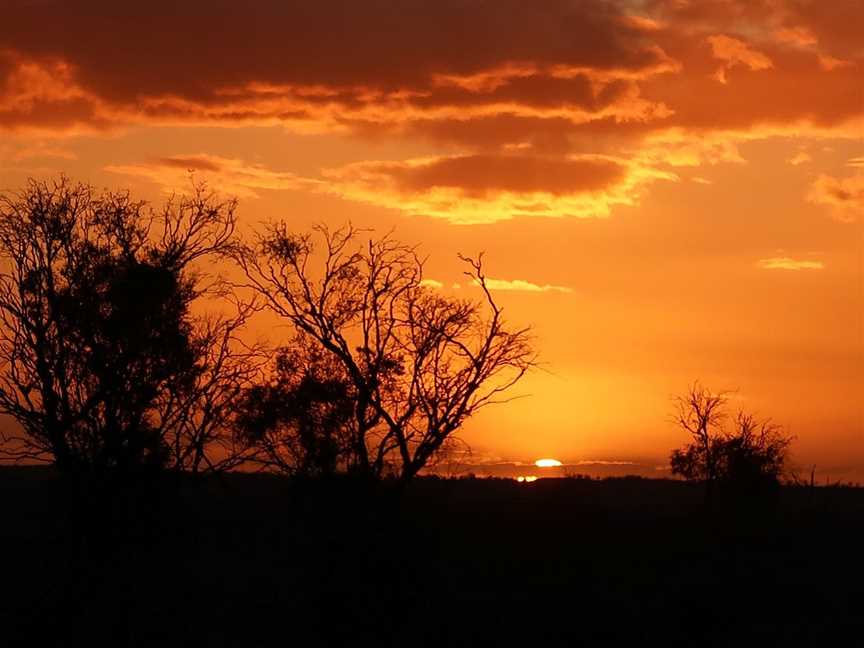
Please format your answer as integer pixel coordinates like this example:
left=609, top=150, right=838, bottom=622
left=670, top=382, right=792, bottom=504
left=234, top=336, right=355, bottom=476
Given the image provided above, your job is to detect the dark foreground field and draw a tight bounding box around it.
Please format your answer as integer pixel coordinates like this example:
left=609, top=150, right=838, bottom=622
left=2, top=467, right=863, bottom=647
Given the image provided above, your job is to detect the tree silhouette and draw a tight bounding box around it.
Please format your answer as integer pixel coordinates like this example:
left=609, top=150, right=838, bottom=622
left=160, top=301, right=266, bottom=475
left=670, top=382, right=728, bottom=503
left=0, top=176, right=243, bottom=479
left=670, top=382, right=792, bottom=503
left=234, top=335, right=355, bottom=476
left=235, top=223, right=536, bottom=484
left=716, top=410, right=791, bottom=494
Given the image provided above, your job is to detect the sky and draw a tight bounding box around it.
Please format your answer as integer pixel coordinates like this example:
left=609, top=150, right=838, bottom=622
left=0, top=0, right=862, bottom=479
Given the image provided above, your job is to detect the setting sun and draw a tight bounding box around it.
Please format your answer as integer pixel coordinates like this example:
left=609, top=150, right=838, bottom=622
left=535, top=459, right=563, bottom=468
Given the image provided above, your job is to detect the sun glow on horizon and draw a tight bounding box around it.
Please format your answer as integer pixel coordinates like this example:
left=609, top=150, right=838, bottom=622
left=535, top=459, right=563, bottom=468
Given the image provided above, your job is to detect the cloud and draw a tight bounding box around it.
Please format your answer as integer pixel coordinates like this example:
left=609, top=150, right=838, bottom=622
left=807, top=173, right=864, bottom=221
left=707, top=34, right=773, bottom=83
left=774, top=27, right=818, bottom=48
left=645, top=0, right=862, bottom=57
left=2, top=2, right=671, bottom=95
left=0, top=50, right=110, bottom=134
left=475, top=278, right=574, bottom=294
left=0, top=0, right=859, bottom=152
left=105, top=154, right=318, bottom=199
left=771, top=24, right=852, bottom=70
left=636, top=131, right=746, bottom=167
left=103, top=151, right=680, bottom=224
left=2, top=0, right=863, bottom=228
left=0, top=1, right=674, bottom=137
left=1, top=141, right=77, bottom=162
left=757, top=257, right=825, bottom=271
left=322, top=153, right=676, bottom=224
left=421, top=276, right=573, bottom=293
left=571, top=460, right=637, bottom=466
left=818, top=55, right=852, bottom=71
left=787, top=151, right=811, bottom=165
left=371, top=154, right=626, bottom=197
left=636, top=27, right=862, bottom=138
left=422, top=277, right=573, bottom=293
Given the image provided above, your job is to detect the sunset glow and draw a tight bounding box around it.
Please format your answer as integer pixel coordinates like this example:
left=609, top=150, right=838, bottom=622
left=1, top=0, right=861, bottom=480
left=535, top=459, right=563, bottom=468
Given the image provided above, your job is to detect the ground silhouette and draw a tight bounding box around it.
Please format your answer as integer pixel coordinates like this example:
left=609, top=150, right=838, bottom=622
left=2, top=467, right=863, bottom=647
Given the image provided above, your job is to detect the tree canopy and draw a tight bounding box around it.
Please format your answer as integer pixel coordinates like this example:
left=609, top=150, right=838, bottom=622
left=0, top=177, right=244, bottom=478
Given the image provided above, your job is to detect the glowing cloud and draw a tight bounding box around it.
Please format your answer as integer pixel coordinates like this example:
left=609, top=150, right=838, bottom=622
left=479, top=279, right=574, bottom=294
left=757, top=257, right=825, bottom=271
left=423, top=277, right=573, bottom=294
left=0, top=0, right=859, bottom=152
left=105, top=154, right=319, bottom=198
left=787, top=151, right=811, bottom=166
left=103, top=151, right=678, bottom=225
left=807, top=173, right=864, bottom=222
left=322, top=154, right=676, bottom=224
left=707, top=35, right=774, bottom=84
left=773, top=27, right=818, bottom=48
left=636, top=132, right=746, bottom=168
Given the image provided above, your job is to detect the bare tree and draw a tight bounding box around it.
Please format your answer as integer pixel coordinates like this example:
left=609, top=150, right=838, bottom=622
left=670, top=382, right=729, bottom=499
left=670, top=381, right=793, bottom=504
left=234, top=223, right=536, bottom=484
left=159, top=299, right=266, bottom=475
left=0, top=176, right=246, bottom=479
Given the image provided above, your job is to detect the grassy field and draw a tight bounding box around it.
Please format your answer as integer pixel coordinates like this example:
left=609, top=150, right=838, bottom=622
left=2, top=467, right=863, bottom=646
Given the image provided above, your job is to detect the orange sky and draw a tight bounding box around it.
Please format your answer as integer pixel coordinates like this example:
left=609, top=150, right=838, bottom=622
left=1, top=0, right=862, bottom=478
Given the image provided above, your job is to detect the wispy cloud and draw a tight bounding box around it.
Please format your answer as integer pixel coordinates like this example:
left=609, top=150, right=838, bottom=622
left=757, top=257, right=825, bottom=271
left=105, top=151, right=678, bottom=224
left=807, top=173, right=864, bottom=222
left=571, top=460, right=638, bottom=466
left=478, top=278, right=574, bottom=293
left=787, top=151, right=811, bottom=166
left=105, top=154, right=320, bottom=199
left=423, top=276, right=574, bottom=293
left=707, top=34, right=773, bottom=84
left=0, top=142, right=77, bottom=170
